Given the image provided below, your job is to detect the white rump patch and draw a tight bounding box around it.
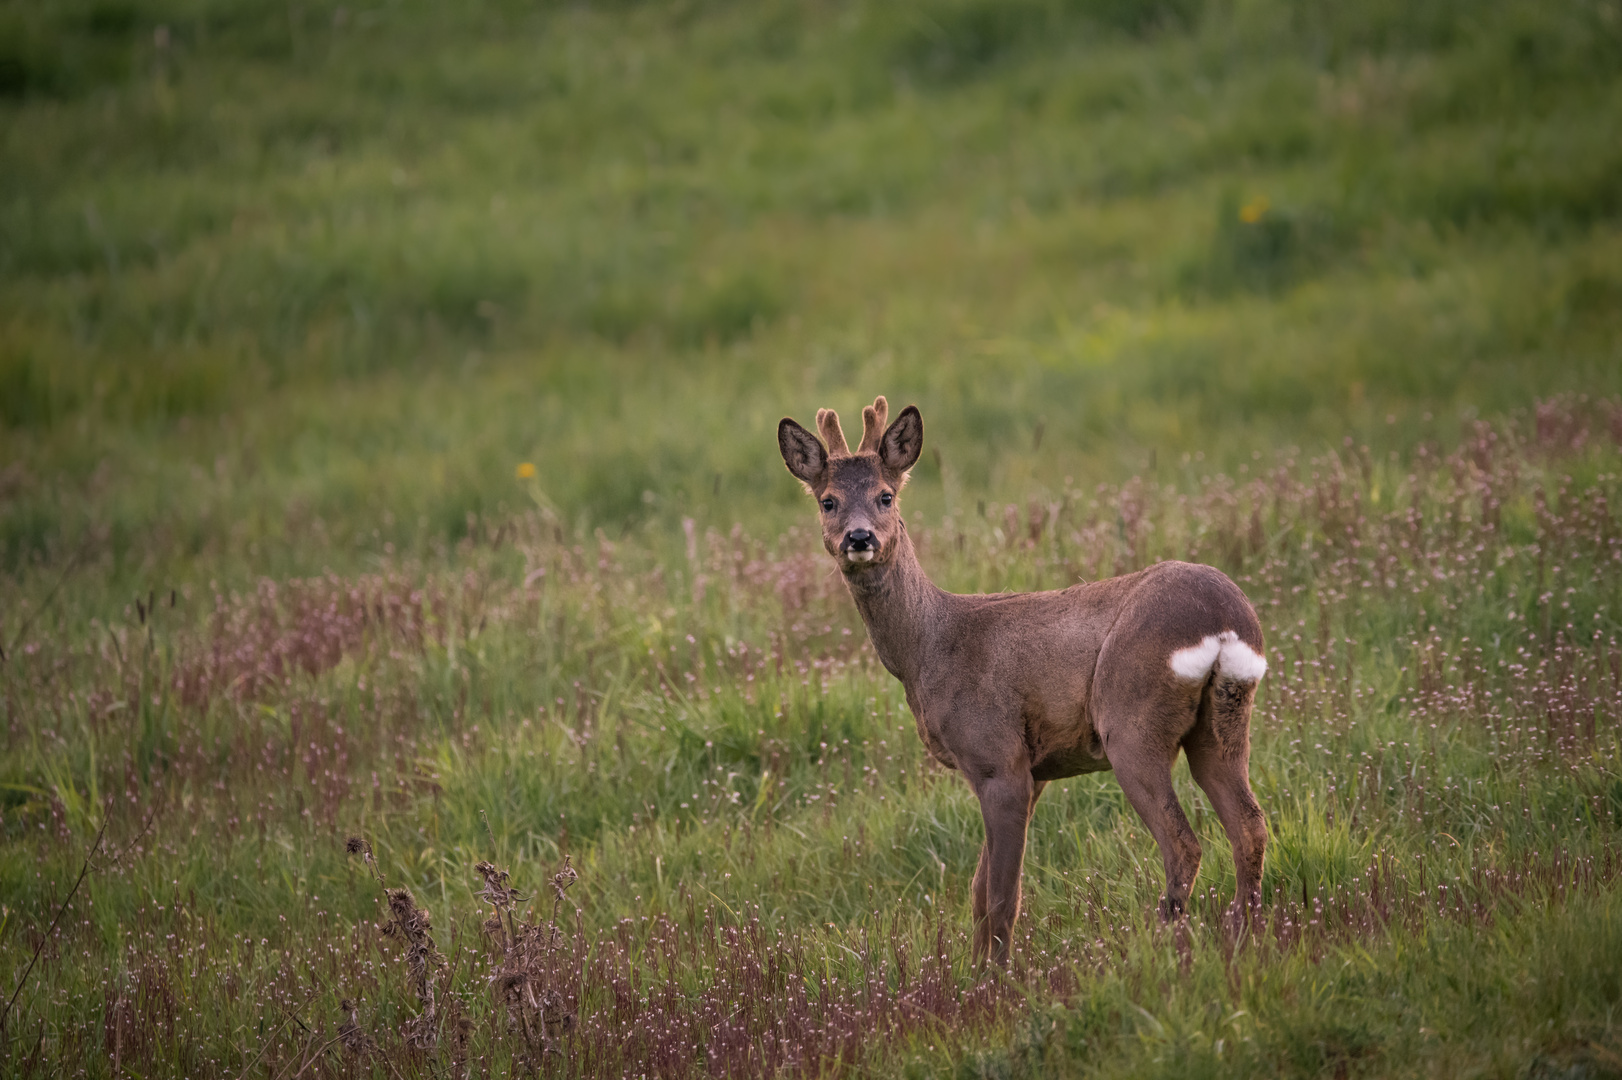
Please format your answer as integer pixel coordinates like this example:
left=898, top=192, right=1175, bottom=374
left=1168, top=636, right=1222, bottom=680
left=1168, top=631, right=1268, bottom=683
left=1217, top=632, right=1268, bottom=682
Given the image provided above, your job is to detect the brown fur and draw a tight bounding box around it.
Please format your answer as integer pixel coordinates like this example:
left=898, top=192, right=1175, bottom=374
left=778, top=398, right=1269, bottom=967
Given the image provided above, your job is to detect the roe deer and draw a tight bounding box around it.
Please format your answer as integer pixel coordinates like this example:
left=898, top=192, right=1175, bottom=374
left=778, top=396, right=1269, bottom=967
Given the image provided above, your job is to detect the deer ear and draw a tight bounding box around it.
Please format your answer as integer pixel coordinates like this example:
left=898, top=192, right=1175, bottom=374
left=879, top=405, right=923, bottom=478
left=778, top=418, right=828, bottom=488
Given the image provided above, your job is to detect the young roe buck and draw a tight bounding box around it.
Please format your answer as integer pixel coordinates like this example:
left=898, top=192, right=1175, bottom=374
left=778, top=396, right=1270, bottom=966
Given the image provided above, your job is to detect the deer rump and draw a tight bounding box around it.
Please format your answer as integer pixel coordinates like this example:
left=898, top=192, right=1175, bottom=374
left=930, top=560, right=1267, bottom=783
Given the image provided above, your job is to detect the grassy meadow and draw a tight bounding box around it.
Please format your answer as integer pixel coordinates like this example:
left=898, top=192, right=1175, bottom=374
left=3, top=0, right=1622, bottom=1075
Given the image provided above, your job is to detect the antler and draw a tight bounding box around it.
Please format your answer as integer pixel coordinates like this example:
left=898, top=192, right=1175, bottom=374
left=857, top=396, right=889, bottom=455
left=816, top=408, right=851, bottom=457
left=812, top=397, right=889, bottom=458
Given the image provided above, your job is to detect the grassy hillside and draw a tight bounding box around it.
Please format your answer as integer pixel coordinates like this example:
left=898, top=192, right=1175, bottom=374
left=2, top=0, right=1621, bottom=1075
left=3, top=0, right=1620, bottom=573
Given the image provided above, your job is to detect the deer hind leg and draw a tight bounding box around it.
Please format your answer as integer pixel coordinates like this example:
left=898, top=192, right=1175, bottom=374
left=1094, top=626, right=1213, bottom=922
left=969, top=771, right=1039, bottom=967
left=1187, top=748, right=1267, bottom=933
left=1110, top=741, right=1202, bottom=922
left=1185, top=682, right=1267, bottom=933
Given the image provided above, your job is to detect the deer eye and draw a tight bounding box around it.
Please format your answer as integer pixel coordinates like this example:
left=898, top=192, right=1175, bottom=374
left=820, top=497, right=836, bottom=512
left=878, top=491, right=894, bottom=508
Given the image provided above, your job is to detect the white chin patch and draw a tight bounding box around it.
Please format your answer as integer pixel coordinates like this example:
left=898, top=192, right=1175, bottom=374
left=1168, top=631, right=1267, bottom=683
left=845, top=549, right=876, bottom=564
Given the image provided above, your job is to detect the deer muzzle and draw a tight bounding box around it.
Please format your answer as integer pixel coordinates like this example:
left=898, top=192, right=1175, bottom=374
left=841, top=528, right=877, bottom=563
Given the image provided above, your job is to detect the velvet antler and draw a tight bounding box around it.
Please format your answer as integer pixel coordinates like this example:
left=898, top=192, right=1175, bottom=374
left=816, top=408, right=851, bottom=457
left=857, top=396, right=889, bottom=455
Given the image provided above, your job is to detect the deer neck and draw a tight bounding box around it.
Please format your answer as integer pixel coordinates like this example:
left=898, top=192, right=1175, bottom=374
left=842, top=520, right=941, bottom=685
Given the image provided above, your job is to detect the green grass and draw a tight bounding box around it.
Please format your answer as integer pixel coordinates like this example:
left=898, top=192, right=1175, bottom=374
left=3, top=0, right=1621, bottom=574
left=2, top=0, right=1622, bottom=1075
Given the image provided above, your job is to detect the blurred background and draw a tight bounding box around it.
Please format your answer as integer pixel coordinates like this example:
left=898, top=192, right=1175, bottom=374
left=2, top=0, right=1620, bottom=580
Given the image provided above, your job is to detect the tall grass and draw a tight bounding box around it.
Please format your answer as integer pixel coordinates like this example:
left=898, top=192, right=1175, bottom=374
left=3, top=397, right=1621, bottom=1075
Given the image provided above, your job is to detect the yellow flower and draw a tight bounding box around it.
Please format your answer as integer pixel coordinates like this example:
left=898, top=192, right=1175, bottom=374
left=515, top=462, right=536, bottom=479
left=1239, top=197, right=1270, bottom=224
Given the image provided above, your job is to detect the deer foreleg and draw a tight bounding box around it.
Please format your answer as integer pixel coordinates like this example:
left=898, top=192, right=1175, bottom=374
left=971, top=771, right=1035, bottom=967
left=970, top=842, right=990, bottom=951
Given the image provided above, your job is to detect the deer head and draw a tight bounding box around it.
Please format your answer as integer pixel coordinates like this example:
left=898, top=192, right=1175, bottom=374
left=777, top=396, right=924, bottom=573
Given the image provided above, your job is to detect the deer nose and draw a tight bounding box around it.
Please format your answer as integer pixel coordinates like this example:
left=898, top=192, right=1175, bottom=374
left=842, top=528, right=875, bottom=552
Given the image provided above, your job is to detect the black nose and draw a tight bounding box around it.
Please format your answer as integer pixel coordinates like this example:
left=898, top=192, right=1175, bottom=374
left=844, top=528, right=875, bottom=552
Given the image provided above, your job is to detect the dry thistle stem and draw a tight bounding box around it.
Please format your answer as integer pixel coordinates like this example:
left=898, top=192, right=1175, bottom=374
left=346, top=834, right=454, bottom=1052
left=448, top=1015, right=474, bottom=1080
left=549, top=855, right=578, bottom=933
left=337, top=998, right=376, bottom=1057
left=480, top=854, right=580, bottom=1067
left=383, top=888, right=446, bottom=1003
left=344, top=836, right=382, bottom=883
left=476, top=859, right=530, bottom=948
left=379, top=882, right=450, bottom=1044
